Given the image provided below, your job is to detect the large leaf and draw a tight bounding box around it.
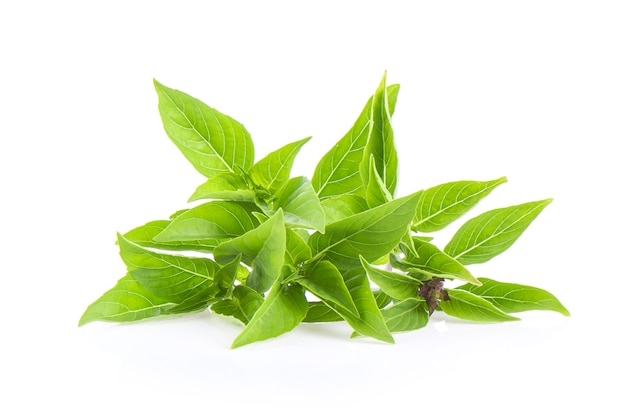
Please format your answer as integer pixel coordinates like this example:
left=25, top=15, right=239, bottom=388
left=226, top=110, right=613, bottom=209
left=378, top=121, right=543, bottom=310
left=188, top=172, right=255, bottom=202
left=297, top=260, right=358, bottom=316
left=361, top=256, right=422, bottom=300
left=213, top=209, right=286, bottom=293
left=412, top=177, right=507, bottom=232
left=312, top=79, right=400, bottom=200
left=392, top=238, right=480, bottom=285
left=360, top=72, right=398, bottom=198
left=117, top=233, right=221, bottom=303
left=231, top=282, right=308, bottom=348
left=381, top=299, right=429, bottom=333
left=272, top=177, right=325, bottom=232
left=309, top=191, right=421, bottom=269
left=445, top=199, right=552, bottom=265
left=154, top=80, right=254, bottom=178
left=123, top=220, right=217, bottom=252
left=320, top=194, right=368, bottom=224
left=154, top=201, right=260, bottom=242
left=79, top=274, right=175, bottom=326
left=457, top=277, right=570, bottom=316
left=440, top=288, right=520, bottom=322
left=210, top=285, right=264, bottom=325
left=249, top=137, right=311, bottom=194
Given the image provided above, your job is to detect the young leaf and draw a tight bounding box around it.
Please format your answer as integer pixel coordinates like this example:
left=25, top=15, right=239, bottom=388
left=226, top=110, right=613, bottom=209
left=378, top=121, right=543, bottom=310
left=320, top=194, right=368, bottom=224
left=213, top=209, right=286, bottom=293
left=456, top=277, right=570, bottom=316
left=284, top=228, right=312, bottom=267
left=154, top=201, right=260, bottom=242
left=79, top=274, right=176, bottom=326
left=392, top=238, right=480, bottom=285
left=272, top=176, right=325, bottom=232
left=297, top=260, right=358, bottom=316
left=123, top=220, right=218, bottom=252
left=303, top=302, right=343, bottom=323
left=381, top=299, right=429, bottom=333
left=117, top=233, right=221, bottom=303
left=309, top=191, right=421, bottom=269
left=444, top=199, right=553, bottom=265
left=412, top=177, right=507, bottom=233
left=248, top=137, right=311, bottom=194
left=188, top=172, right=255, bottom=202
left=231, top=282, right=308, bottom=348
left=154, top=80, right=254, bottom=178
left=361, top=256, right=423, bottom=300
left=211, top=285, right=264, bottom=325
left=365, top=155, right=392, bottom=208
left=440, top=288, right=520, bottom=322
left=360, top=72, right=398, bottom=198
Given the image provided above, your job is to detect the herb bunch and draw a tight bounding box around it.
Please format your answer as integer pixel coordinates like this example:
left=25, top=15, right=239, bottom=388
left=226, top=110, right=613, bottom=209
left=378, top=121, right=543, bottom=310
left=80, top=73, right=569, bottom=348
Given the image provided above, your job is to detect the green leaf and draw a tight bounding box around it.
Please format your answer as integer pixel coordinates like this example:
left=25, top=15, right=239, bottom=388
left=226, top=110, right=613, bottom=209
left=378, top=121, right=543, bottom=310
left=303, top=302, right=343, bottom=323
left=440, top=288, right=520, bottom=322
left=331, top=269, right=394, bottom=344
left=360, top=72, right=398, bottom=198
left=123, top=220, right=218, bottom=252
left=361, top=256, right=423, bottom=300
left=249, top=137, right=311, bottom=194
left=457, top=277, right=570, bottom=316
left=297, top=260, right=358, bottom=316
left=118, top=233, right=220, bottom=303
left=412, top=177, right=507, bottom=233
left=213, top=209, right=286, bottom=293
left=231, top=282, right=308, bottom=348
left=284, top=228, right=312, bottom=267
left=211, top=285, right=264, bottom=325
left=154, top=201, right=260, bottom=242
left=154, top=80, right=254, bottom=178
left=365, top=155, right=392, bottom=208
left=320, top=194, right=368, bottom=224
left=79, top=274, right=176, bottom=326
left=272, top=177, right=325, bottom=232
left=309, top=191, right=421, bottom=269
left=381, top=298, right=429, bottom=333
left=188, top=172, right=255, bottom=202
left=392, top=238, right=480, bottom=285
left=445, top=199, right=553, bottom=265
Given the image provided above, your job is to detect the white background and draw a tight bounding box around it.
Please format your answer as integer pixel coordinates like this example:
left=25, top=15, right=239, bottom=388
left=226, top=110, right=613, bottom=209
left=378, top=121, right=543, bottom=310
left=1, top=1, right=624, bottom=416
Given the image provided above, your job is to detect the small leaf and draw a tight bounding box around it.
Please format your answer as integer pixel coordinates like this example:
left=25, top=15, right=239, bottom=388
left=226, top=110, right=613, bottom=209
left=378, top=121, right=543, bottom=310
left=309, top=191, right=421, bottom=269
left=188, top=172, right=255, bottom=202
left=365, top=155, right=392, bottom=208
left=445, top=199, right=553, bottom=265
left=211, top=285, right=264, bottom=325
left=382, top=299, right=429, bottom=333
left=320, top=194, right=368, bottom=224
left=412, top=177, right=507, bottom=232
left=457, top=277, right=570, bottom=316
left=273, top=177, right=325, bottom=232
left=303, top=302, right=343, bottom=323
left=79, top=274, right=176, bottom=326
left=213, top=209, right=286, bottom=293
left=440, top=288, right=520, bottom=322
left=249, top=137, right=311, bottom=193
left=154, top=201, right=260, bottom=242
left=231, top=282, right=308, bottom=348
left=361, top=256, right=423, bottom=300
left=297, top=260, right=358, bottom=316
left=284, top=228, right=312, bottom=267
left=154, top=80, right=254, bottom=178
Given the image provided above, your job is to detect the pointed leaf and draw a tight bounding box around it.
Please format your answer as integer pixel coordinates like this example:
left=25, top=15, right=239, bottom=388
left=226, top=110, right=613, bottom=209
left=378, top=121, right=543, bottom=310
left=303, top=302, right=343, bottom=323
left=457, top=277, right=570, bottom=316
left=413, top=177, right=507, bottom=232
left=297, top=260, right=358, bottom=316
left=213, top=209, right=286, bottom=293
left=309, top=191, right=421, bottom=269
left=382, top=299, right=429, bottom=333
left=249, top=137, right=311, bottom=193
left=188, top=172, right=255, bottom=202
left=321, top=194, right=368, bottom=224
left=154, top=201, right=260, bottom=242
left=273, top=177, right=325, bottom=232
left=361, top=256, right=423, bottom=300
left=365, top=155, right=392, bottom=208
left=231, top=282, right=308, bottom=348
left=284, top=228, right=312, bottom=267
left=445, top=199, right=553, bottom=265
left=79, top=274, right=176, bottom=326
left=123, top=220, right=217, bottom=252
left=154, top=80, right=254, bottom=178
left=211, top=285, right=264, bottom=325
left=440, top=288, right=520, bottom=322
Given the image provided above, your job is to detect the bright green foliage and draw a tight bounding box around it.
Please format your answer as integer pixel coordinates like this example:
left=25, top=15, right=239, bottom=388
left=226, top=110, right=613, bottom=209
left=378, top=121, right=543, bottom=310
left=80, top=74, right=568, bottom=348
